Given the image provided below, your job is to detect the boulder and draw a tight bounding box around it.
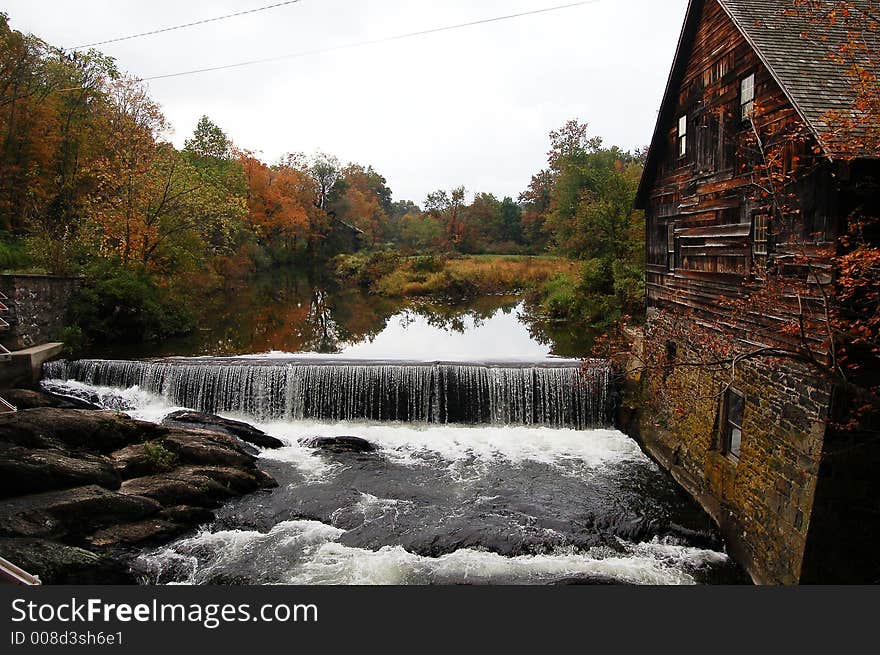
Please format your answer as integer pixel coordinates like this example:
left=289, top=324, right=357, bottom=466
left=0, top=408, right=166, bottom=453
left=86, top=519, right=190, bottom=549
left=110, top=443, right=172, bottom=480
left=301, top=436, right=378, bottom=454
left=110, top=430, right=256, bottom=480
left=163, top=411, right=284, bottom=449
left=0, top=446, right=120, bottom=499
left=0, top=538, right=134, bottom=585
left=0, top=485, right=162, bottom=541
left=160, top=505, right=216, bottom=525
left=4, top=388, right=101, bottom=411
left=160, top=430, right=257, bottom=469
left=121, top=466, right=275, bottom=509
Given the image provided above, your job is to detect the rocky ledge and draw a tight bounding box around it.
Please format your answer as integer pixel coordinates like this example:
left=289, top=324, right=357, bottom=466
left=0, top=393, right=279, bottom=584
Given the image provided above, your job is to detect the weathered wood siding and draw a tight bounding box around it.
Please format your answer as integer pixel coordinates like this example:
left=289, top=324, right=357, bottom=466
left=642, top=0, right=840, bottom=337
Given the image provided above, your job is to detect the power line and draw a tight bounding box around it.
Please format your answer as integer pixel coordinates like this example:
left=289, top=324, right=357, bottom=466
left=74, top=0, right=305, bottom=50
left=140, top=0, right=600, bottom=82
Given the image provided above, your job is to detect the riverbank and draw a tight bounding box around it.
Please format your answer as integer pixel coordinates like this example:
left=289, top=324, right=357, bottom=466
left=334, top=253, right=579, bottom=299
left=0, top=389, right=279, bottom=584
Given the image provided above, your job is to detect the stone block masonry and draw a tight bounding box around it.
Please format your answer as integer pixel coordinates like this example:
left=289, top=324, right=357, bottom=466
left=0, top=275, right=81, bottom=351
left=622, top=308, right=880, bottom=584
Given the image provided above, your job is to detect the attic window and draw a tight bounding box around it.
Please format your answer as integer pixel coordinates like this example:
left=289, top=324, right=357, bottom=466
left=741, top=74, right=755, bottom=120
left=678, top=115, right=688, bottom=157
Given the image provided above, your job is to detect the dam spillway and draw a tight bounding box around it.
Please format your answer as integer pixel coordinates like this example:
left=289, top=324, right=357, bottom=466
left=42, top=357, right=614, bottom=429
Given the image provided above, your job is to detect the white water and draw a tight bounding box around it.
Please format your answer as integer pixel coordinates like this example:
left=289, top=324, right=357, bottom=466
left=44, top=378, right=735, bottom=586
left=137, top=520, right=727, bottom=586
left=45, top=379, right=645, bottom=475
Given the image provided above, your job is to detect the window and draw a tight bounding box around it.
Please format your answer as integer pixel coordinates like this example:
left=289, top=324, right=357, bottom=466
left=720, top=388, right=746, bottom=461
left=741, top=74, right=755, bottom=120
left=678, top=115, right=688, bottom=157
left=753, top=213, right=769, bottom=261
left=667, top=223, right=676, bottom=272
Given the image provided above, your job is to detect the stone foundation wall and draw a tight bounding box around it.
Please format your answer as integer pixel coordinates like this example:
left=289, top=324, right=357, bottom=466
left=629, top=308, right=833, bottom=584
left=0, top=274, right=81, bottom=351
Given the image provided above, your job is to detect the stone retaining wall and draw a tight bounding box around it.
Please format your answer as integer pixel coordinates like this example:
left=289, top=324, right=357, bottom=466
left=0, top=275, right=81, bottom=351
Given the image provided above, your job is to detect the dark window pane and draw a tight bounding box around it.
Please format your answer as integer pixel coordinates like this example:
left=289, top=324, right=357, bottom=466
left=728, top=391, right=745, bottom=427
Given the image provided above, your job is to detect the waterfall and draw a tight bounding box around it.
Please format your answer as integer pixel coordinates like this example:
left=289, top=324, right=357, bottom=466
left=43, top=358, right=615, bottom=429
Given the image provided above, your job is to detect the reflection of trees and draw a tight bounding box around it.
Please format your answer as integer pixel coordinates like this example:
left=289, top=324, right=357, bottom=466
left=307, top=289, right=340, bottom=353
left=106, top=271, right=596, bottom=359
left=518, top=299, right=599, bottom=359
left=406, top=297, right=521, bottom=333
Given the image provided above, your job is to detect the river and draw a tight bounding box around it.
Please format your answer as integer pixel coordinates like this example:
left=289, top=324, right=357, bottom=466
left=43, top=272, right=748, bottom=585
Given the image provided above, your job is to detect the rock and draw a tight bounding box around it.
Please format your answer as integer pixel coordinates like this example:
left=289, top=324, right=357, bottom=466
left=163, top=411, right=284, bottom=449
left=0, top=538, right=134, bottom=585
left=301, top=436, right=378, bottom=454
left=0, top=485, right=162, bottom=541
left=110, top=430, right=257, bottom=480
left=0, top=408, right=166, bottom=453
left=4, top=388, right=102, bottom=411
left=121, top=466, right=275, bottom=509
left=160, top=505, right=216, bottom=525
left=161, top=430, right=258, bottom=469
left=0, top=446, right=120, bottom=499
left=110, top=444, right=170, bottom=480
left=86, top=519, right=190, bottom=548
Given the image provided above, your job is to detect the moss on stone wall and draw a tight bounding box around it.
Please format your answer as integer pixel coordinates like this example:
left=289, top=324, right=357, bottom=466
left=630, top=308, right=833, bottom=584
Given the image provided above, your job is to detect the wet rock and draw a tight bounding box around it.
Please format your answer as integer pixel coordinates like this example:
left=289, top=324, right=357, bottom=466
left=4, top=388, right=101, bottom=411
left=302, top=436, right=378, bottom=454
left=163, top=411, right=284, bottom=449
left=86, top=519, right=190, bottom=548
left=0, top=446, right=120, bottom=499
left=160, top=505, right=216, bottom=525
left=0, top=408, right=166, bottom=453
left=0, top=485, right=162, bottom=541
left=121, top=466, right=275, bottom=509
left=110, top=444, right=170, bottom=480
left=161, top=430, right=258, bottom=469
left=0, top=538, right=135, bottom=585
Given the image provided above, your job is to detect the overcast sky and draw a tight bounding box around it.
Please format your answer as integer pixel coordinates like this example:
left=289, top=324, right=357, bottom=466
left=5, top=0, right=687, bottom=206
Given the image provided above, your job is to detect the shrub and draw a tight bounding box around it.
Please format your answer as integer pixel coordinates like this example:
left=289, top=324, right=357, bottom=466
left=540, top=274, right=578, bottom=319
left=143, top=441, right=177, bottom=472
left=68, top=262, right=196, bottom=344
left=0, top=236, right=33, bottom=271
left=409, top=255, right=445, bottom=274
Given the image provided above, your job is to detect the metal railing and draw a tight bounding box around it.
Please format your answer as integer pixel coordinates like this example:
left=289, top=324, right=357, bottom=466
left=0, top=557, right=42, bottom=585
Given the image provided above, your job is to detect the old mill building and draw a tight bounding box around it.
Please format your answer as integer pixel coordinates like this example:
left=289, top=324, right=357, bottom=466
left=631, top=0, right=879, bottom=584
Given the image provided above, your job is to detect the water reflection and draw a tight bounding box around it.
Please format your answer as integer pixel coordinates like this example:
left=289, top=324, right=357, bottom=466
left=88, top=271, right=596, bottom=360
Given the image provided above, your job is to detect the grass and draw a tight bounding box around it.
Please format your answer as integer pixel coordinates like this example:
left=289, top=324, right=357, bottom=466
left=336, top=252, right=579, bottom=299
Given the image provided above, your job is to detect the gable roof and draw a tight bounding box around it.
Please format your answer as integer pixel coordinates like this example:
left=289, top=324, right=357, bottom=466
left=636, top=0, right=880, bottom=207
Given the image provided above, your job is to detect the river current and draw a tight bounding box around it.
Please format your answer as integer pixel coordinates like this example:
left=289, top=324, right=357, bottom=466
left=44, top=296, right=748, bottom=585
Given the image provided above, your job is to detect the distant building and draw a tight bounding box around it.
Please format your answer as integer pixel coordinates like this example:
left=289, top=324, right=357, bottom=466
left=632, top=0, right=880, bottom=583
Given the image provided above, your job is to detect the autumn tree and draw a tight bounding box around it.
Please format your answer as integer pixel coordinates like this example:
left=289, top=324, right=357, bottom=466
left=425, top=186, right=467, bottom=250
left=239, top=152, right=315, bottom=252
left=328, top=164, right=392, bottom=245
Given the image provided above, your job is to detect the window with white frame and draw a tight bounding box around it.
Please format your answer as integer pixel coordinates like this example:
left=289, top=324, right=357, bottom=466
left=678, top=115, right=688, bottom=157
left=667, top=222, right=676, bottom=272
left=753, top=213, right=769, bottom=260
left=741, top=74, right=755, bottom=120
